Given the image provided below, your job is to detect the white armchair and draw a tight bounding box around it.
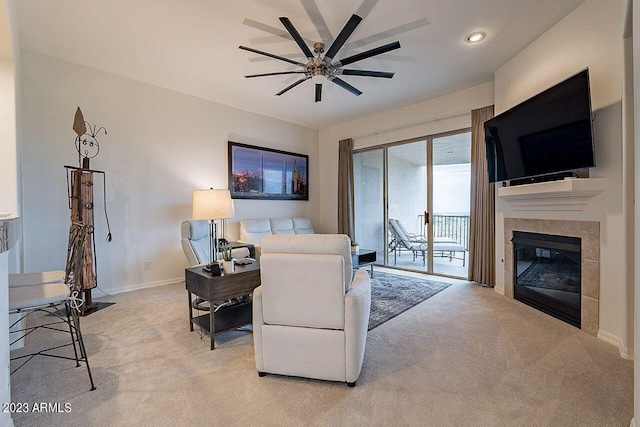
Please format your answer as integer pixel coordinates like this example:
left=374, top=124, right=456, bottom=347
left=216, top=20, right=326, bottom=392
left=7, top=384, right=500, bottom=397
left=253, top=234, right=371, bottom=386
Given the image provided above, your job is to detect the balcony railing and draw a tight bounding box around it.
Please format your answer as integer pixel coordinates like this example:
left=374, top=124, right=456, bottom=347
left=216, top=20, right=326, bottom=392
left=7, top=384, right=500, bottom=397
left=419, top=214, right=470, bottom=250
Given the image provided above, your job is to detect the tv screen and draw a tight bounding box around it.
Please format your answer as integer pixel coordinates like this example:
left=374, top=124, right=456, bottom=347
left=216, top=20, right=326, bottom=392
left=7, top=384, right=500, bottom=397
left=484, top=70, right=595, bottom=183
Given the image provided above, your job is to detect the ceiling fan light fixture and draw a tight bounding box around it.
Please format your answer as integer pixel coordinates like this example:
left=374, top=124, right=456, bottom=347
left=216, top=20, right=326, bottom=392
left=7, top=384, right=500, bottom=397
left=465, top=32, right=486, bottom=43
left=240, top=12, right=400, bottom=102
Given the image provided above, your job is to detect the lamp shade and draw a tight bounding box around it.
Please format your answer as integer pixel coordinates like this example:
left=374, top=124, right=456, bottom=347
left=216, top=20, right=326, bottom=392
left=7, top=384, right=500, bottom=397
left=192, top=189, right=235, bottom=220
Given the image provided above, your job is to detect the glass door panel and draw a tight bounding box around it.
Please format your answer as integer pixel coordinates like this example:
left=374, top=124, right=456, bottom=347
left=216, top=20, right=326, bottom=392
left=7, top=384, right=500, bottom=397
left=354, top=150, right=384, bottom=263
left=387, top=141, right=427, bottom=271
left=431, top=132, right=471, bottom=277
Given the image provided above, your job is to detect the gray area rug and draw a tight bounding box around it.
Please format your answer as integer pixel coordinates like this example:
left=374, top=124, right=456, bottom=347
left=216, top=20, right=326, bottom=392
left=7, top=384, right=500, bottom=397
left=369, top=271, right=451, bottom=330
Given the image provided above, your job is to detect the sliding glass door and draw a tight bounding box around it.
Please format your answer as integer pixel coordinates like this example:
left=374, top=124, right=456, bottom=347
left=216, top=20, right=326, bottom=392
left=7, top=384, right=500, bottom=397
left=353, top=130, right=471, bottom=279
left=354, top=149, right=385, bottom=262
left=387, top=141, right=428, bottom=268
left=431, top=133, right=471, bottom=276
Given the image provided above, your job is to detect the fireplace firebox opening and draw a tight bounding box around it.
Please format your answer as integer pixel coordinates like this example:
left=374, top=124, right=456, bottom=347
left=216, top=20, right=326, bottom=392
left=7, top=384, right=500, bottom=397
left=512, top=231, right=581, bottom=328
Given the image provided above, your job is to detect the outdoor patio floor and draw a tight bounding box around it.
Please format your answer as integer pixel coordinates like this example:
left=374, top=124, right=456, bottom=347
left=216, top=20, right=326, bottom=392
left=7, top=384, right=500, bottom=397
left=372, top=250, right=469, bottom=279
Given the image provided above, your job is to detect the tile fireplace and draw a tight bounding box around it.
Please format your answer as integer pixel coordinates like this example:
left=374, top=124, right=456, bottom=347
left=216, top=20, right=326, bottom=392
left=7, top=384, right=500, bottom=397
left=504, top=218, right=599, bottom=335
left=513, top=231, right=581, bottom=328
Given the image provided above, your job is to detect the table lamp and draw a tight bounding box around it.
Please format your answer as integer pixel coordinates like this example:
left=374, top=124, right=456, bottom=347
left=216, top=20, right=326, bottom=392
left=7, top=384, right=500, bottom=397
left=192, top=189, right=235, bottom=269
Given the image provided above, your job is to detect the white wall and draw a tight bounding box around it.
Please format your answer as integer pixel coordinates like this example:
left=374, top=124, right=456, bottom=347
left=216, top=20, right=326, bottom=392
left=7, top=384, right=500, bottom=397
left=20, top=51, right=318, bottom=294
left=493, top=0, right=632, bottom=357
left=318, top=81, right=495, bottom=233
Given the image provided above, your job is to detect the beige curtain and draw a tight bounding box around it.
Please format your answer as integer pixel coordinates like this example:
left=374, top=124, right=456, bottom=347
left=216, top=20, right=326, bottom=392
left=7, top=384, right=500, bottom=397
left=338, top=138, right=355, bottom=239
left=469, top=106, right=495, bottom=287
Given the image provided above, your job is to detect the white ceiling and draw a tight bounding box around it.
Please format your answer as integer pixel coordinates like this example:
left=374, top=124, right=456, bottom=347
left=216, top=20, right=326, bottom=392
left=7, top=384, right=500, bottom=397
left=16, top=0, right=585, bottom=129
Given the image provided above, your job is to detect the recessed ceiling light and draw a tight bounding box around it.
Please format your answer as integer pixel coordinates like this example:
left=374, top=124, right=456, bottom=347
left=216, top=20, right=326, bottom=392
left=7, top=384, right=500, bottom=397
left=465, top=32, right=486, bottom=43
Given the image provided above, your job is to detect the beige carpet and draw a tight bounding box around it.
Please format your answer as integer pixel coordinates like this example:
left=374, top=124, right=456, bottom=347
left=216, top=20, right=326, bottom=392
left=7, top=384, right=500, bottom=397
left=9, top=273, right=633, bottom=427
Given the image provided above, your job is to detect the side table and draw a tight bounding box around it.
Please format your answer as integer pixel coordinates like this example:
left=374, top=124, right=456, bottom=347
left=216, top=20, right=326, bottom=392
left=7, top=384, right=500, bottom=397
left=185, top=260, right=260, bottom=350
left=352, top=249, right=377, bottom=277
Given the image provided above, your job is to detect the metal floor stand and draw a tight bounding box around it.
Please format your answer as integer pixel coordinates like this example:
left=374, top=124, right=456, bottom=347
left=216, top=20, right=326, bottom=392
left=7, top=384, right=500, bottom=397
left=10, top=300, right=96, bottom=391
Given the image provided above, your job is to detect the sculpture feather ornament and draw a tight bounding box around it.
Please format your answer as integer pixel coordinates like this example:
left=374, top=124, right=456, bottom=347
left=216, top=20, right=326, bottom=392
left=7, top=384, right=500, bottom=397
left=72, top=106, right=87, bottom=137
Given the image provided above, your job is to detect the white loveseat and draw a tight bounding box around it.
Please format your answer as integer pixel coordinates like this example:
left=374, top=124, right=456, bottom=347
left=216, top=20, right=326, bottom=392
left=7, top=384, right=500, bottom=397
left=239, top=217, right=314, bottom=260
left=253, top=234, right=371, bottom=386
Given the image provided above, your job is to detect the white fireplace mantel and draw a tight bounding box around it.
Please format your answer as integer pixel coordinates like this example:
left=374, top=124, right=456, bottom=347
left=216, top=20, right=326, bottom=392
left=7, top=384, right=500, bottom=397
left=497, top=178, right=606, bottom=211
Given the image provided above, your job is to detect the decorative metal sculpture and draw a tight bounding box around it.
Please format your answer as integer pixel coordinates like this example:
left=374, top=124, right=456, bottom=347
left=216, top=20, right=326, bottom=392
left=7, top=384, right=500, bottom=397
left=65, top=107, right=112, bottom=314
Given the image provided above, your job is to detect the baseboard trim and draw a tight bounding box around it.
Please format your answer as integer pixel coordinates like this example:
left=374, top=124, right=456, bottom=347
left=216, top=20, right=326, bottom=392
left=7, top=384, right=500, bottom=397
left=493, top=285, right=505, bottom=295
left=91, top=277, right=183, bottom=297
left=629, top=418, right=634, bottom=427
left=597, top=330, right=631, bottom=359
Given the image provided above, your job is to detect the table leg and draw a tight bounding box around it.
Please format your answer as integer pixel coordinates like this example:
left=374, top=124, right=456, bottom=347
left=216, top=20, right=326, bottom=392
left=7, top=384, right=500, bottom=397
left=370, top=265, right=374, bottom=278
left=210, top=307, right=215, bottom=350
left=188, top=291, right=193, bottom=332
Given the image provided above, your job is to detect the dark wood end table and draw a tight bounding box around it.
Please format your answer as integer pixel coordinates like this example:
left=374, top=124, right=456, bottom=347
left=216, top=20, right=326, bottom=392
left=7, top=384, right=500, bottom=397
left=185, top=260, right=260, bottom=350
left=352, top=249, right=377, bottom=277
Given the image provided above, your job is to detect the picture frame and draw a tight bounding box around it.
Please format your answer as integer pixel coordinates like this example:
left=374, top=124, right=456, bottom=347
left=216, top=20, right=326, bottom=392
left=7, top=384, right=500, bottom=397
left=228, top=141, right=309, bottom=200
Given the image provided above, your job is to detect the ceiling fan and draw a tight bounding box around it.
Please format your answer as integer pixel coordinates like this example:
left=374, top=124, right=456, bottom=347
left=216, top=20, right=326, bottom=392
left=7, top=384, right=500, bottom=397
left=239, top=13, right=401, bottom=102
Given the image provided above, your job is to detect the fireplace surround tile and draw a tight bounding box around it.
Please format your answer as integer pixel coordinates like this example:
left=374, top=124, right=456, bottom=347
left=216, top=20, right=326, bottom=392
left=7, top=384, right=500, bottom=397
left=582, top=296, right=598, bottom=336
left=582, top=236, right=599, bottom=261
left=504, top=218, right=517, bottom=245
left=517, top=218, right=542, bottom=233
left=582, top=259, right=599, bottom=300
left=504, top=218, right=600, bottom=335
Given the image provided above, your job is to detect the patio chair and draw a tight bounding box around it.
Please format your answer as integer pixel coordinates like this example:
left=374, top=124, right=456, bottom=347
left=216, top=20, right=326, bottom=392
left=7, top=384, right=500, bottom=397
left=389, top=218, right=467, bottom=267
left=388, top=219, right=428, bottom=266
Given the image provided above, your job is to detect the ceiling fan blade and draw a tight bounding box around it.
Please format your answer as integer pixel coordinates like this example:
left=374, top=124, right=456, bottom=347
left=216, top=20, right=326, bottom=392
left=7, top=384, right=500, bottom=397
left=315, top=83, right=322, bottom=103
left=300, top=0, right=334, bottom=45
left=330, top=77, right=362, bottom=96
left=355, top=0, right=380, bottom=20
left=245, top=71, right=306, bottom=78
left=324, top=14, right=363, bottom=63
left=333, top=41, right=401, bottom=67
left=276, top=77, right=311, bottom=96
left=339, top=69, right=394, bottom=78
left=239, top=45, right=304, bottom=66
left=279, top=17, right=315, bottom=60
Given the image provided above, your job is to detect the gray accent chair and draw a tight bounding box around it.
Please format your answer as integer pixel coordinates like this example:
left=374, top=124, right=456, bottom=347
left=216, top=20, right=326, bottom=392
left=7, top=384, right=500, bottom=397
left=181, top=220, right=249, bottom=267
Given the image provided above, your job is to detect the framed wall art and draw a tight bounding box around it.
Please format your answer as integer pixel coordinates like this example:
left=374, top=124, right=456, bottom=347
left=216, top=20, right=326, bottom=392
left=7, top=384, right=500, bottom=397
left=228, top=141, right=309, bottom=200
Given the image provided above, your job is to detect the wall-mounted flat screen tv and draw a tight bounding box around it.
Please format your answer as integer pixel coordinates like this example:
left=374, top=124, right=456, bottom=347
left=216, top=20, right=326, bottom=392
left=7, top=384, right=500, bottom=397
left=484, top=69, right=595, bottom=184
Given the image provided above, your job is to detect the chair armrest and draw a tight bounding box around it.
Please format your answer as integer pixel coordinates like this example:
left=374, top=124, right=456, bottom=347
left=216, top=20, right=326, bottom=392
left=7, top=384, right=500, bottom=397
left=406, top=233, right=427, bottom=243
left=252, top=286, right=265, bottom=372
left=235, top=241, right=260, bottom=259
left=344, top=269, right=371, bottom=383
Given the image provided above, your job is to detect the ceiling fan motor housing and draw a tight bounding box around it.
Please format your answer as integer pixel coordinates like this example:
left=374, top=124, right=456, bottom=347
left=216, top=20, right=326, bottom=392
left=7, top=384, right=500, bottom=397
left=239, top=13, right=400, bottom=101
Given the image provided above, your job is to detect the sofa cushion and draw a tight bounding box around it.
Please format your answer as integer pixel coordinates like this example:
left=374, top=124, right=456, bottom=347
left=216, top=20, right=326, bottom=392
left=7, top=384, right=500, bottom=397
left=240, top=219, right=272, bottom=244
left=293, top=217, right=314, bottom=234
left=270, top=218, right=295, bottom=235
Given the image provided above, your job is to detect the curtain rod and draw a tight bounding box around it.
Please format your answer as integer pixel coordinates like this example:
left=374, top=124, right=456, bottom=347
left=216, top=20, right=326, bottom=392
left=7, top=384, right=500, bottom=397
left=351, top=111, right=470, bottom=140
